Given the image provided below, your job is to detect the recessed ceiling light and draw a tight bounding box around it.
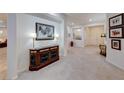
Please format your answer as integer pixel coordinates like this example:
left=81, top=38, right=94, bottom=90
left=89, top=19, right=92, bottom=22
left=49, top=13, right=57, bottom=16
left=71, top=22, right=74, bottom=25
left=0, top=30, right=3, bottom=34
left=70, top=22, right=74, bottom=26
left=77, top=29, right=81, bottom=31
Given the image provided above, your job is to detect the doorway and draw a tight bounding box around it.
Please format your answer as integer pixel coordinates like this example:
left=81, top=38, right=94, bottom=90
left=84, top=25, right=105, bottom=46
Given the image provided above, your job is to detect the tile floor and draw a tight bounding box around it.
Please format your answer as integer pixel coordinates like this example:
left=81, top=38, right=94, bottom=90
left=16, top=46, right=124, bottom=80
left=0, top=47, right=7, bottom=80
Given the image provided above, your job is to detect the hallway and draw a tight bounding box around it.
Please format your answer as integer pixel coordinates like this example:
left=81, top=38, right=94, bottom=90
left=17, top=46, right=124, bottom=80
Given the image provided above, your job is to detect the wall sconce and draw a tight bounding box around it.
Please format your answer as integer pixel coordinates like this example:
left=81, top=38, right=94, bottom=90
left=0, top=30, right=3, bottom=42
left=0, top=30, right=3, bottom=35
left=31, top=33, right=36, bottom=49
left=55, top=34, right=59, bottom=40
left=101, top=33, right=106, bottom=37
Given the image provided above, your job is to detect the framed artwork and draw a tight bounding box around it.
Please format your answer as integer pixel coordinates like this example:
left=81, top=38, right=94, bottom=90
left=73, top=28, right=82, bottom=40
left=109, top=14, right=124, bottom=28
left=109, top=27, right=124, bottom=38
left=111, top=39, right=121, bottom=50
left=36, top=23, right=54, bottom=40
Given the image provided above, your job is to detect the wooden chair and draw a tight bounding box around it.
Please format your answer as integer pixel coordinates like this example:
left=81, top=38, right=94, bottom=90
left=99, top=44, right=106, bottom=56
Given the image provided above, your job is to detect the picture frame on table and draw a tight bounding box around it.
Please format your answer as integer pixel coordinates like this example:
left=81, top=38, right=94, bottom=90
left=36, top=23, right=54, bottom=40
left=109, top=13, right=124, bottom=28
left=109, top=27, right=124, bottom=38
left=111, top=39, right=121, bottom=50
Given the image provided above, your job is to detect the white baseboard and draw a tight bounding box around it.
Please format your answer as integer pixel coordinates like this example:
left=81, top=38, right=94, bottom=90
left=7, top=75, right=18, bottom=80
left=18, top=67, right=28, bottom=74
left=106, top=59, right=124, bottom=71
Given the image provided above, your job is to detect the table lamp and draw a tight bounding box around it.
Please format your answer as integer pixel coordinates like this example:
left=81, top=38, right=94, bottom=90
left=32, top=33, right=36, bottom=49
left=0, top=30, right=3, bottom=35
left=0, top=30, right=3, bottom=42
left=55, top=34, right=59, bottom=40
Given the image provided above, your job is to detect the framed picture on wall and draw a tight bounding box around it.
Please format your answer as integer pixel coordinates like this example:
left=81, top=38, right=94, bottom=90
left=111, top=39, right=121, bottom=50
left=73, top=28, right=82, bottom=40
left=109, top=14, right=124, bottom=28
left=109, top=27, right=124, bottom=38
left=36, top=23, right=54, bottom=40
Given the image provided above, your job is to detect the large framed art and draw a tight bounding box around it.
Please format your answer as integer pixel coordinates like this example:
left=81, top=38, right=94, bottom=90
left=109, top=27, right=124, bottom=38
left=73, top=28, right=82, bottom=40
left=109, top=13, right=124, bottom=28
left=111, top=39, right=121, bottom=50
left=36, top=23, right=54, bottom=40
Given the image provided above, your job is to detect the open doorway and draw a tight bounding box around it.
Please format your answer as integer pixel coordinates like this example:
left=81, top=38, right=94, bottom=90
left=84, top=25, right=105, bottom=46
left=67, top=26, right=84, bottom=49
left=0, top=14, right=7, bottom=79
left=84, top=25, right=106, bottom=56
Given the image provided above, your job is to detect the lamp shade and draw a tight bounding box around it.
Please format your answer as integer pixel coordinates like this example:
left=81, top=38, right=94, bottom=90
left=31, top=33, right=36, bottom=38
left=0, top=30, right=3, bottom=35
left=101, top=33, right=106, bottom=37
left=55, top=34, right=59, bottom=38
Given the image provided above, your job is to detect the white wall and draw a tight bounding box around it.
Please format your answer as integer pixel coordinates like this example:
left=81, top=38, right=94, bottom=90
left=16, top=14, right=64, bottom=73
left=106, top=13, right=124, bottom=70
left=73, top=27, right=84, bottom=47
left=7, top=14, right=18, bottom=79
left=67, top=26, right=72, bottom=49
left=67, top=26, right=84, bottom=48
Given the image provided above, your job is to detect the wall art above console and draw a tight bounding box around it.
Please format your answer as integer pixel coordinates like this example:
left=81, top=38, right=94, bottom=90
left=36, top=23, right=54, bottom=40
left=109, top=13, right=124, bottom=28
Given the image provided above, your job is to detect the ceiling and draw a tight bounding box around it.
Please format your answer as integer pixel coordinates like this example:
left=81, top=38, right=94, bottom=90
left=27, top=13, right=106, bottom=26
left=65, top=13, right=106, bottom=26
left=27, top=13, right=63, bottom=23
left=0, top=13, right=107, bottom=28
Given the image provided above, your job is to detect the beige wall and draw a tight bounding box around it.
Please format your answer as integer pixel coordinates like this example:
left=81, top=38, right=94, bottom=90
left=84, top=25, right=104, bottom=46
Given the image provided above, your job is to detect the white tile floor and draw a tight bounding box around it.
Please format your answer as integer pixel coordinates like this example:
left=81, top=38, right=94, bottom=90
left=0, top=47, right=7, bottom=80
left=17, top=46, right=124, bottom=80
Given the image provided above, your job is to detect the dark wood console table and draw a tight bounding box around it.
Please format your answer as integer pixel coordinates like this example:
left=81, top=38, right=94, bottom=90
left=29, top=45, right=59, bottom=71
